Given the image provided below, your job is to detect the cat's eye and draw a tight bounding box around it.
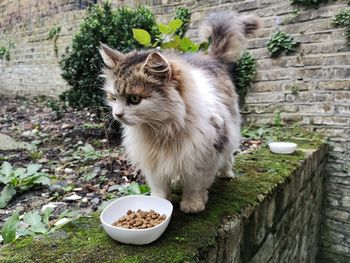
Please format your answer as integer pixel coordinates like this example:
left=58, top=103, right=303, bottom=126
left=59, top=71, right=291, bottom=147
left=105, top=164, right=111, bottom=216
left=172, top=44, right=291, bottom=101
left=127, top=95, right=142, bottom=105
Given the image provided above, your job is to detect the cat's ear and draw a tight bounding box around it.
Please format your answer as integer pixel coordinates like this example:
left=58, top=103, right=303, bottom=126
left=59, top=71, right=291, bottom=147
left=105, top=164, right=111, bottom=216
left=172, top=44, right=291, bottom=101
left=240, top=15, right=263, bottom=35
left=99, top=43, right=123, bottom=68
left=143, top=52, right=171, bottom=81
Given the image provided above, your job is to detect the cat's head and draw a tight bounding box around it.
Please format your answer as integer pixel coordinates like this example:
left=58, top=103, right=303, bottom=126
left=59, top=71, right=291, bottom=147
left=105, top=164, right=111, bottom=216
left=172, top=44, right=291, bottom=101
left=100, top=44, right=186, bottom=128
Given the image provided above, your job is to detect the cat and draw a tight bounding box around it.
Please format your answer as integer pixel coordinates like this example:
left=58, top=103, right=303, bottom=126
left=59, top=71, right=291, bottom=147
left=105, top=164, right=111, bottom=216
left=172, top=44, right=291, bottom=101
left=100, top=12, right=262, bottom=213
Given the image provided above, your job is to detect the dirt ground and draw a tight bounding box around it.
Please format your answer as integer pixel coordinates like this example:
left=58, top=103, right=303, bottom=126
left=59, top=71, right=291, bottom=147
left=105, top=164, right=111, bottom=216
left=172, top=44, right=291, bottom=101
left=0, top=97, right=142, bottom=225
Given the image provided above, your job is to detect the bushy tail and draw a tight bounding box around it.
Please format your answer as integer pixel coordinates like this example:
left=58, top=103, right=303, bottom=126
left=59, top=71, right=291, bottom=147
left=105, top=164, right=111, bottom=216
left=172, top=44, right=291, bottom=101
left=199, top=12, right=262, bottom=63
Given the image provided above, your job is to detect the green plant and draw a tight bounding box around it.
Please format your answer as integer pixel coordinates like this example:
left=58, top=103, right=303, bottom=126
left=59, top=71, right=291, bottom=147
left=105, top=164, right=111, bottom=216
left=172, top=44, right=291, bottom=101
left=0, top=41, right=14, bottom=61
left=332, top=9, right=350, bottom=46
left=273, top=111, right=282, bottom=127
left=241, top=126, right=267, bottom=140
left=174, top=7, right=191, bottom=38
left=118, top=182, right=150, bottom=196
left=290, top=0, right=327, bottom=8
left=1, top=210, right=19, bottom=244
left=77, top=143, right=102, bottom=160
left=1, top=208, right=81, bottom=244
left=133, top=18, right=208, bottom=53
left=48, top=26, right=61, bottom=57
left=267, top=31, right=299, bottom=57
left=0, top=47, right=7, bottom=60
left=0, top=162, right=51, bottom=208
left=59, top=2, right=159, bottom=109
left=30, top=150, right=43, bottom=161
left=235, top=51, right=257, bottom=106
left=46, top=98, right=63, bottom=119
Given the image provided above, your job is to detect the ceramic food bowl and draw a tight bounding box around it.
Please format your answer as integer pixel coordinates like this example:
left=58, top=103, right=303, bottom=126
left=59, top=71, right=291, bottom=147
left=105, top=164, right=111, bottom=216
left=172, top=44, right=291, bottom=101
left=268, top=142, right=297, bottom=154
left=100, top=195, right=173, bottom=245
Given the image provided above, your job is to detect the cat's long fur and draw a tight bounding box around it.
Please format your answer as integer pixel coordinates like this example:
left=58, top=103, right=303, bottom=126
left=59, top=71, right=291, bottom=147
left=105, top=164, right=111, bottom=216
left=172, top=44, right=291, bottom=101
left=100, top=11, right=262, bottom=213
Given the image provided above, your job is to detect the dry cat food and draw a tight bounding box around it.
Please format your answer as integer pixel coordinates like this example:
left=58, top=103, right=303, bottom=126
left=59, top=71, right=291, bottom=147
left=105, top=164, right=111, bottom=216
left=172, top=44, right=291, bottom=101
left=112, top=209, right=167, bottom=229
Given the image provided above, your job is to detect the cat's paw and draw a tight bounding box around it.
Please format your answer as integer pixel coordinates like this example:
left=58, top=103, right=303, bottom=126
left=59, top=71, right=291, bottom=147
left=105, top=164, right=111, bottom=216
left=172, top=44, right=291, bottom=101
left=180, top=199, right=205, bottom=214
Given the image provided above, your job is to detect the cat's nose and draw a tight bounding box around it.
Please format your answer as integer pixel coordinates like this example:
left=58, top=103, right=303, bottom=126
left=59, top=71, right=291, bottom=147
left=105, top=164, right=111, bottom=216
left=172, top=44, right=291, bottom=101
left=114, top=112, right=124, bottom=119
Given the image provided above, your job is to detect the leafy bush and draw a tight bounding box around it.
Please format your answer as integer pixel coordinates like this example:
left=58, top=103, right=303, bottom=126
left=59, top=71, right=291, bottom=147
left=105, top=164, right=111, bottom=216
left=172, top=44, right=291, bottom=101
left=174, top=7, right=191, bottom=38
left=235, top=51, right=257, bottom=106
left=267, top=31, right=299, bottom=57
left=0, top=162, right=51, bottom=208
left=59, top=2, right=159, bottom=109
left=332, top=9, right=350, bottom=46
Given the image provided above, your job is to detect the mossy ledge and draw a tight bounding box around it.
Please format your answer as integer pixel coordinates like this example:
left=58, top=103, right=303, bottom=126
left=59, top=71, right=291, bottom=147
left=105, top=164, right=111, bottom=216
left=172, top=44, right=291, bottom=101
left=0, top=129, right=327, bottom=263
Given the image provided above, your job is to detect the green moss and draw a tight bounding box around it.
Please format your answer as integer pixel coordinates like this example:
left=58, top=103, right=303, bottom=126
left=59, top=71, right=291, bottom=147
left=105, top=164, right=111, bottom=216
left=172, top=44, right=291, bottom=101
left=0, top=128, right=326, bottom=263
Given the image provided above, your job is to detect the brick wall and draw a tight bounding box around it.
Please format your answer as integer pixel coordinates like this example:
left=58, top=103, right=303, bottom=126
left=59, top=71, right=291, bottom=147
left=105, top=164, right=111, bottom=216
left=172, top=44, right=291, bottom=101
left=0, top=0, right=349, bottom=261
left=237, top=1, right=350, bottom=262
left=0, top=0, right=87, bottom=96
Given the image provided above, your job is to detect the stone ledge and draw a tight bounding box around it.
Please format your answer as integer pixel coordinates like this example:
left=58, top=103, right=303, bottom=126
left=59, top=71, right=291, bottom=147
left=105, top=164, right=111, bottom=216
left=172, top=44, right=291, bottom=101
left=0, top=130, right=328, bottom=263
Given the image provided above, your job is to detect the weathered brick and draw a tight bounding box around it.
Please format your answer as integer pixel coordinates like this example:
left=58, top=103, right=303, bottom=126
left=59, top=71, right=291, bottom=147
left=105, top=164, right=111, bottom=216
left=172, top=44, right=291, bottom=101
left=313, top=116, right=349, bottom=126
left=246, top=92, right=285, bottom=103
left=334, top=91, right=350, bottom=103
left=318, top=80, right=350, bottom=90
left=298, top=104, right=334, bottom=114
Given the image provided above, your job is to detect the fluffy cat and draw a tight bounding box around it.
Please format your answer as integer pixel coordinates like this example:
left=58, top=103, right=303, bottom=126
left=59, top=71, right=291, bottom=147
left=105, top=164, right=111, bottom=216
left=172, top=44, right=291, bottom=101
left=100, top=12, right=262, bottom=213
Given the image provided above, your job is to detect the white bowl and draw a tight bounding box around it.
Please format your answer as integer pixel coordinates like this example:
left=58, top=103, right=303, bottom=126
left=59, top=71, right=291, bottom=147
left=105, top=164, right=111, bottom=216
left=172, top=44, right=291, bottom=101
left=268, top=142, right=297, bottom=154
left=100, top=195, right=173, bottom=245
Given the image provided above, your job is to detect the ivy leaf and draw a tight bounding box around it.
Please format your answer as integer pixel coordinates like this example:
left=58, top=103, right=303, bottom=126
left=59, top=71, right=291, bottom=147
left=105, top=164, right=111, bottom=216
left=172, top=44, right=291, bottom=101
left=25, top=163, right=42, bottom=177
left=0, top=162, right=12, bottom=177
left=0, top=185, right=16, bottom=209
left=168, top=19, right=183, bottom=33
left=1, top=210, right=20, bottom=244
left=161, top=35, right=181, bottom=50
left=139, top=184, right=150, bottom=194
left=132, top=29, right=151, bottom=46
left=158, top=23, right=170, bottom=34
left=23, top=211, right=48, bottom=234
left=129, top=182, right=141, bottom=194
left=161, top=40, right=179, bottom=49
left=179, top=37, right=198, bottom=52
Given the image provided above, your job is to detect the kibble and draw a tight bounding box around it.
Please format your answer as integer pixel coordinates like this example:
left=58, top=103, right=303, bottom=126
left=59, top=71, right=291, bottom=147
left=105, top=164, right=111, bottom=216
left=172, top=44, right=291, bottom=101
left=112, top=209, right=167, bottom=229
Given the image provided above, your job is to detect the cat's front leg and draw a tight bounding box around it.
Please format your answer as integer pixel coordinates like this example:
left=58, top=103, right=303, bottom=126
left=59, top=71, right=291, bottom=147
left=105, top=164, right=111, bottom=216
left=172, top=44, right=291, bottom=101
left=146, top=174, right=172, bottom=201
left=180, top=191, right=208, bottom=214
left=180, top=172, right=216, bottom=213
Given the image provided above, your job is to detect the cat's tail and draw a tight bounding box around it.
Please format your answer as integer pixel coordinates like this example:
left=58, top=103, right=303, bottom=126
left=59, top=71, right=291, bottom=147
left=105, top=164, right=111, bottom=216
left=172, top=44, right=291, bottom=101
left=199, top=12, right=262, bottom=63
